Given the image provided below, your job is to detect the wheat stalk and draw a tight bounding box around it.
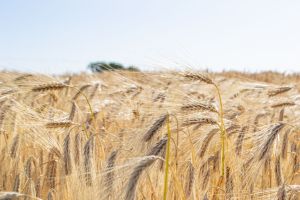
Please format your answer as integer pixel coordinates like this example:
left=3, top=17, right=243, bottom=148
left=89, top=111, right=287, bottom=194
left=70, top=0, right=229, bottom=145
left=72, top=84, right=91, bottom=100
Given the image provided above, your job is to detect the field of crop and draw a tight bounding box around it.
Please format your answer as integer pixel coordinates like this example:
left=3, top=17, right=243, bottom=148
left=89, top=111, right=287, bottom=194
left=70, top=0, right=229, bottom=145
left=0, top=70, right=299, bottom=200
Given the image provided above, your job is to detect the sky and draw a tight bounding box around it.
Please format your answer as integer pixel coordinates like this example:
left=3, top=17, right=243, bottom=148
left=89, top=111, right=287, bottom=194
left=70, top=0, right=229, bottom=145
left=0, top=0, right=300, bottom=74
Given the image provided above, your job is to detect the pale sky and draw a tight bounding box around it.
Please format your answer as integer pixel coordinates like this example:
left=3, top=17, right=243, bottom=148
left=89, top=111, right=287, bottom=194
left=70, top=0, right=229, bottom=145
left=0, top=0, right=300, bottom=74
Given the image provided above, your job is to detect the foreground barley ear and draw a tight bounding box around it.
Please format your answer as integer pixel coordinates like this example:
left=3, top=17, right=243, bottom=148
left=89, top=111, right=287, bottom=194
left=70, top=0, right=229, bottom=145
left=13, top=174, right=20, bottom=192
left=183, top=72, right=214, bottom=85
left=290, top=142, right=298, bottom=174
left=47, top=190, right=54, bottom=200
left=74, top=133, right=81, bottom=166
left=105, top=150, right=118, bottom=197
left=268, top=86, right=292, bottom=97
left=182, top=117, right=218, bottom=126
left=275, top=156, right=283, bottom=186
left=46, top=121, right=72, bottom=129
left=45, top=151, right=57, bottom=189
left=281, top=130, right=289, bottom=159
left=235, top=126, right=248, bottom=156
left=212, top=176, right=224, bottom=200
left=68, top=101, right=77, bottom=121
left=89, top=83, right=99, bottom=99
left=181, top=103, right=218, bottom=113
left=271, top=101, right=295, bottom=108
left=225, top=167, right=234, bottom=199
left=202, top=169, right=210, bottom=190
left=32, top=83, right=67, bottom=92
left=24, top=156, right=35, bottom=179
left=125, top=137, right=167, bottom=200
left=10, top=135, right=19, bottom=158
left=185, top=161, right=195, bottom=198
left=83, top=135, right=94, bottom=186
left=63, top=134, right=72, bottom=175
left=14, top=74, right=33, bottom=81
left=142, top=114, right=168, bottom=142
left=277, top=184, right=286, bottom=200
left=279, top=108, right=285, bottom=121
left=35, top=178, right=41, bottom=198
left=199, top=128, right=219, bottom=158
left=0, top=192, right=24, bottom=200
left=259, top=123, right=285, bottom=160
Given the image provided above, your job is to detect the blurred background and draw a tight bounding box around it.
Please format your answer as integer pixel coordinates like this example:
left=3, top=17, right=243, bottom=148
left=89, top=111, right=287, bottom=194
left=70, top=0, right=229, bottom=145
left=0, top=0, right=300, bottom=74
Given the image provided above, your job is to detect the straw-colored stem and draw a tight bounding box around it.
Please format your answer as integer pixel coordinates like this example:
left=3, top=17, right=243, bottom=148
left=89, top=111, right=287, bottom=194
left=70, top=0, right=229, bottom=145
left=213, top=83, right=227, bottom=177
left=69, top=86, right=95, bottom=123
left=163, top=114, right=171, bottom=200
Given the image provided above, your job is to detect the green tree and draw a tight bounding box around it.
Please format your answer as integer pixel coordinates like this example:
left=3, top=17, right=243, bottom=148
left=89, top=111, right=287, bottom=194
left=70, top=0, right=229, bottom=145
left=88, top=61, right=139, bottom=72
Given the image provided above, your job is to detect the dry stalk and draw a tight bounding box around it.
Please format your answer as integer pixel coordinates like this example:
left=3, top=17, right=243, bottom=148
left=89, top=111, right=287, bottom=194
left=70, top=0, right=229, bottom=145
left=72, top=84, right=91, bottom=100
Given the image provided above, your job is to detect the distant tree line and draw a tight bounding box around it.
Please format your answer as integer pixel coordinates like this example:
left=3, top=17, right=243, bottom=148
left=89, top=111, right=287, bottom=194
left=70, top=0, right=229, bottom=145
left=88, top=61, right=139, bottom=73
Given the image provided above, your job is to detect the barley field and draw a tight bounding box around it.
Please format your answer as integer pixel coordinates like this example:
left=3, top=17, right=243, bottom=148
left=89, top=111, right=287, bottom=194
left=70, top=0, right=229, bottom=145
left=0, top=70, right=299, bottom=200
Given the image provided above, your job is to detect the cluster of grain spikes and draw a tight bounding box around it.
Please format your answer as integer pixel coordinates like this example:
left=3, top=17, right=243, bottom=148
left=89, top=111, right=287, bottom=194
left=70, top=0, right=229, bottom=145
left=1, top=71, right=300, bottom=199
left=183, top=71, right=228, bottom=179
left=125, top=137, right=168, bottom=200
